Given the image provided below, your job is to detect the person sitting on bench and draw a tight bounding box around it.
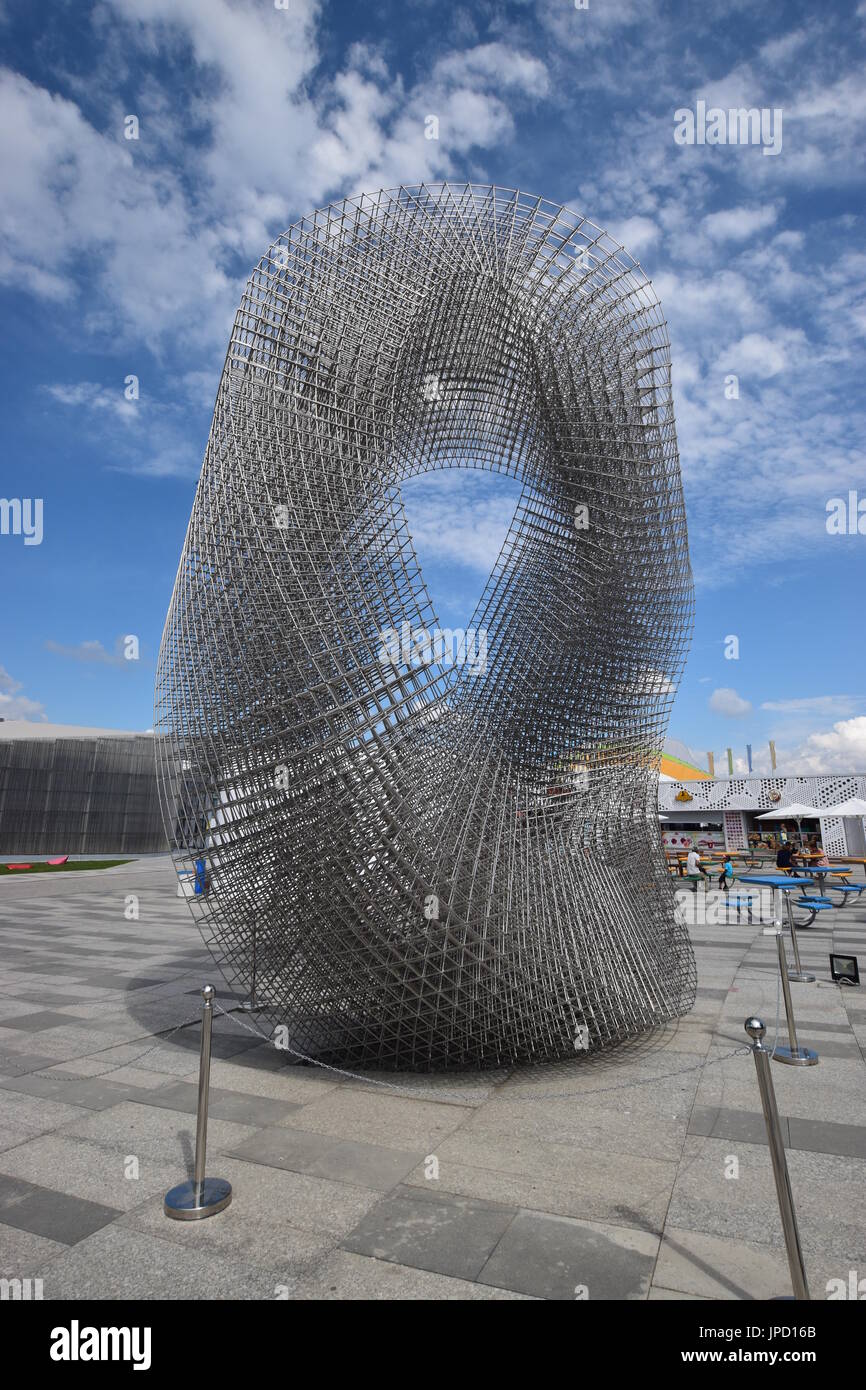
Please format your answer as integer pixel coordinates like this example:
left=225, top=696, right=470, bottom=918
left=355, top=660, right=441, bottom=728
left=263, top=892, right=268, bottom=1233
left=776, top=841, right=797, bottom=874
left=686, top=846, right=708, bottom=879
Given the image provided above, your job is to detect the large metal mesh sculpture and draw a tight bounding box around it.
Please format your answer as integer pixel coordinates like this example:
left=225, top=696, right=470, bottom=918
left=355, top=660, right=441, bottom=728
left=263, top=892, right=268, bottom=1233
left=155, top=183, right=696, bottom=1071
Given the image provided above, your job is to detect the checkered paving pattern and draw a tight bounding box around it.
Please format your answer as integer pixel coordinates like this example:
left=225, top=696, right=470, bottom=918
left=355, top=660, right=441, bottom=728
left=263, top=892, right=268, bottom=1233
left=0, top=857, right=865, bottom=1300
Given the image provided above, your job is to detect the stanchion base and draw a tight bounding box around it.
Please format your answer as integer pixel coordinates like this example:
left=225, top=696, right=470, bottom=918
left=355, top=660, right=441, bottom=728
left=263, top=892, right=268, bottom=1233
left=772, top=1045, right=819, bottom=1067
left=164, top=1177, right=232, bottom=1220
left=787, top=971, right=816, bottom=983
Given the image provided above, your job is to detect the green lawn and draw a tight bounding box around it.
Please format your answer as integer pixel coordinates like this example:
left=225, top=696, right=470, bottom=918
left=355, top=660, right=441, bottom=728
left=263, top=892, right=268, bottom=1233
left=0, top=859, right=130, bottom=876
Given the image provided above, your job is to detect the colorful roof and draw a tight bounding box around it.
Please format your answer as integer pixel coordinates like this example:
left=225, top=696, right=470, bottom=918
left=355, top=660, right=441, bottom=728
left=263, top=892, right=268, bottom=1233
left=659, top=751, right=711, bottom=781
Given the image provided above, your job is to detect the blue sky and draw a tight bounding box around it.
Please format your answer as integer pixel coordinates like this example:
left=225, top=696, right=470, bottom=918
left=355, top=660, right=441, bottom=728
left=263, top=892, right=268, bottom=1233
left=0, top=0, right=864, bottom=774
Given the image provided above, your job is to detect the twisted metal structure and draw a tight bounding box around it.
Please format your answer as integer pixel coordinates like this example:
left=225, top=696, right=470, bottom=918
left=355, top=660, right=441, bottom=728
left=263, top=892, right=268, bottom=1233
left=155, top=183, right=696, bottom=1070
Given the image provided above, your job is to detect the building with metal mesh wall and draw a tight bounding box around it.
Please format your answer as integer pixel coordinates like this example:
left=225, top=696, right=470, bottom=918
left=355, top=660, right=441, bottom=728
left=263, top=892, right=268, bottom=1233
left=156, top=183, right=696, bottom=1070
left=0, top=722, right=164, bottom=856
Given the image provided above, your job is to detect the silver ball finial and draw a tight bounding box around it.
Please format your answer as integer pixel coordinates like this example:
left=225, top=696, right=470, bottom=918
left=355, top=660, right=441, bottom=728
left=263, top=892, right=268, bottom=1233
left=202, top=984, right=215, bottom=1003
left=744, top=1016, right=766, bottom=1041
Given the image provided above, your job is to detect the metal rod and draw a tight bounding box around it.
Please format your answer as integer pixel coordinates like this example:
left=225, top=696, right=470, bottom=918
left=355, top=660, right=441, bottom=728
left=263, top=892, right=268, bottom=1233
left=770, top=928, right=819, bottom=1066
left=193, top=984, right=214, bottom=1195
left=777, top=933, right=799, bottom=1053
left=785, top=891, right=806, bottom=977
left=240, top=922, right=259, bottom=1011
left=744, top=1018, right=810, bottom=1300
left=779, top=884, right=815, bottom=983
left=163, top=984, right=232, bottom=1220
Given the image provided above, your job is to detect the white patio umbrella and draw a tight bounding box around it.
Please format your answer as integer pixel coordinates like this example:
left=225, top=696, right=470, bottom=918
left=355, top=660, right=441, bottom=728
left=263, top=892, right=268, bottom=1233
left=756, top=803, right=823, bottom=846
left=821, top=797, right=866, bottom=817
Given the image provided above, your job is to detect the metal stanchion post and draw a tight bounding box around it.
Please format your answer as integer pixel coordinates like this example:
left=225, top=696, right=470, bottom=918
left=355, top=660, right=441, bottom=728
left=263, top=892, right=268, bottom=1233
left=744, top=1018, right=810, bottom=1299
left=782, top=886, right=815, bottom=983
left=164, top=985, right=233, bottom=1220
left=767, top=928, right=818, bottom=1066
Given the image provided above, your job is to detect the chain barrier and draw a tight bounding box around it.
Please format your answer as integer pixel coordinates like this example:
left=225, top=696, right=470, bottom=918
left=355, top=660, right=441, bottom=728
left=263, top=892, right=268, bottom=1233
left=9, top=872, right=832, bottom=1107
left=215, top=1000, right=752, bottom=1105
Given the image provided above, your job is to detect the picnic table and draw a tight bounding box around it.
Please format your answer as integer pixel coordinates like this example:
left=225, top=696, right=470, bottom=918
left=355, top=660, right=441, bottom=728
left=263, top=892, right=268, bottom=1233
left=675, top=868, right=737, bottom=892
left=737, top=872, right=815, bottom=910
left=830, top=856, right=866, bottom=881
left=668, top=856, right=724, bottom=878
left=796, top=865, right=862, bottom=907
left=678, top=872, right=710, bottom=892
left=799, top=864, right=850, bottom=876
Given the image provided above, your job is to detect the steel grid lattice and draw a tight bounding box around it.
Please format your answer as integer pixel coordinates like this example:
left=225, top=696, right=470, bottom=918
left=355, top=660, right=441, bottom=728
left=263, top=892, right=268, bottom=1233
left=155, top=183, right=696, bottom=1070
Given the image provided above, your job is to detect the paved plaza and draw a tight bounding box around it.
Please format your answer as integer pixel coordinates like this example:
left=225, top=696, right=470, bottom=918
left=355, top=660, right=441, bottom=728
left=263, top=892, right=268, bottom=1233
left=0, top=857, right=865, bottom=1301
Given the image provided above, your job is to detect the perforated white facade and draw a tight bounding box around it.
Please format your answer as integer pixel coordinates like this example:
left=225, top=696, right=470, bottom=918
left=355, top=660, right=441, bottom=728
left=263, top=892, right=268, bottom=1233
left=658, top=774, right=866, bottom=856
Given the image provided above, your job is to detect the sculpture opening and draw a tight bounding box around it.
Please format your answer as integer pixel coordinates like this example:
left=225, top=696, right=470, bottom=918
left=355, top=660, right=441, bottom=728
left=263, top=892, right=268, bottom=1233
left=155, top=183, right=696, bottom=1070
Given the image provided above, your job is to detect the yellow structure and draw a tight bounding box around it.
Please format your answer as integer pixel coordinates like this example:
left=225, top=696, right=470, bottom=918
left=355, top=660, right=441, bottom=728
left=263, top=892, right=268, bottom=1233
left=660, top=751, right=711, bottom=781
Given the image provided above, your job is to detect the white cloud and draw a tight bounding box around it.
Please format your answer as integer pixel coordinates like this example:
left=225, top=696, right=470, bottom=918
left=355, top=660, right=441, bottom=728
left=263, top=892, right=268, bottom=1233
left=39, top=381, right=206, bottom=478
left=703, top=204, right=780, bottom=242
left=44, top=382, right=139, bottom=422
left=0, top=8, right=550, bottom=353
left=762, top=695, right=863, bottom=718
left=788, top=717, right=866, bottom=774
left=0, top=0, right=862, bottom=598
left=108, top=0, right=323, bottom=217
left=611, top=215, right=660, bottom=257
left=537, top=0, right=661, bottom=63
left=715, top=328, right=808, bottom=379
left=653, top=268, right=759, bottom=333
left=401, top=472, right=519, bottom=575
left=44, top=638, right=131, bottom=666
left=431, top=43, right=549, bottom=96
left=758, top=30, right=811, bottom=65
left=638, top=670, right=677, bottom=697
left=0, top=68, right=235, bottom=352
left=709, top=687, right=752, bottom=717
left=0, top=665, right=46, bottom=721
left=558, top=12, right=866, bottom=586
